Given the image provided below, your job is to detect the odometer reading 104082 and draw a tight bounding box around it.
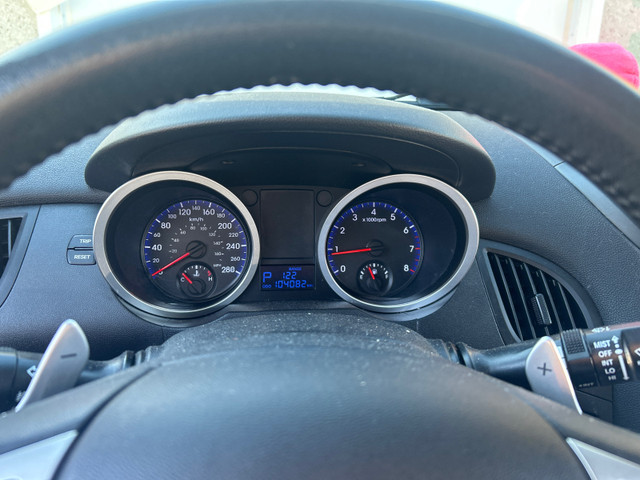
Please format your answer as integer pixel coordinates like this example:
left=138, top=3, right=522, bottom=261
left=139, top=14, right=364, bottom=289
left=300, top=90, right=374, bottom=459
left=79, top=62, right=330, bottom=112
left=142, top=199, right=249, bottom=302
left=326, top=201, right=422, bottom=298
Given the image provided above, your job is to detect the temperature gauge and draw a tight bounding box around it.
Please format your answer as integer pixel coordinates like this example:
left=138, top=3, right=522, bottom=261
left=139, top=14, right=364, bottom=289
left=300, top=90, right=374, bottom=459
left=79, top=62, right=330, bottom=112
left=179, top=263, right=215, bottom=298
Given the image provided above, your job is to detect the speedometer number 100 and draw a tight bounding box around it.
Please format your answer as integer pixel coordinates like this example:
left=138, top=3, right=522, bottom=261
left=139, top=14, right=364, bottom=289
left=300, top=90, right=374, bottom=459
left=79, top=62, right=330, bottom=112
left=142, top=199, right=249, bottom=301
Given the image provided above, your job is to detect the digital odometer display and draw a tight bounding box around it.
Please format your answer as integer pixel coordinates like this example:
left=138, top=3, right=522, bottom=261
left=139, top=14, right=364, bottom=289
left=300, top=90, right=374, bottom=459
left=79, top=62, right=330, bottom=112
left=142, top=199, right=249, bottom=302
left=261, top=265, right=315, bottom=290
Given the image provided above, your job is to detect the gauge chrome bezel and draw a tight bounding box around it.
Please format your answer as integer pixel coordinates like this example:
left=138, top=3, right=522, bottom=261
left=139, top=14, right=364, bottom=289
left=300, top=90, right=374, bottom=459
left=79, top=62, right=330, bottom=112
left=93, top=171, right=260, bottom=319
left=317, top=174, right=479, bottom=314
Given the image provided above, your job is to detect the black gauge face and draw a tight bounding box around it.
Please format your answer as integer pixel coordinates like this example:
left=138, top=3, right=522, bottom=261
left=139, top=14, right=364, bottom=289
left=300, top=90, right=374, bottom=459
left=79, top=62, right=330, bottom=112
left=326, top=201, right=422, bottom=298
left=142, top=199, right=249, bottom=302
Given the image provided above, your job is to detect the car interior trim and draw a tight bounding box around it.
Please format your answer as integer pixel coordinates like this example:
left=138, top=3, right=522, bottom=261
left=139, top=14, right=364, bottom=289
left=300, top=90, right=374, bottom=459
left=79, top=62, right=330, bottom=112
left=567, top=437, right=640, bottom=480
left=0, top=430, right=77, bottom=480
left=476, top=239, right=603, bottom=343
left=0, top=206, right=39, bottom=309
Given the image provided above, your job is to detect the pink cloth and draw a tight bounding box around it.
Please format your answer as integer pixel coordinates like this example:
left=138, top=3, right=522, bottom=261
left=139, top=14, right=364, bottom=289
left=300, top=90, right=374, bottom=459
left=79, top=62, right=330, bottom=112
left=570, top=43, right=639, bottom=88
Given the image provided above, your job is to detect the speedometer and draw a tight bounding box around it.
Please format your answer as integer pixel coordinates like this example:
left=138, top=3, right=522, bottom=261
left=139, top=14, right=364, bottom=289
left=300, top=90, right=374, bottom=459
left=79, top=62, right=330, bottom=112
left=142, top=199, right=249, bottom=301
left=93, top=171, right=260, bottom=322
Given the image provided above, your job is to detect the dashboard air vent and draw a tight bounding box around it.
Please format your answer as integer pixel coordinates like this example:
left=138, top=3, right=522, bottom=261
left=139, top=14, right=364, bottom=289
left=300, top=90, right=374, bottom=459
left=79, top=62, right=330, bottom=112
left=486, top=251, right=589, bottom=341
left=0, top=218, right=22, bottom=279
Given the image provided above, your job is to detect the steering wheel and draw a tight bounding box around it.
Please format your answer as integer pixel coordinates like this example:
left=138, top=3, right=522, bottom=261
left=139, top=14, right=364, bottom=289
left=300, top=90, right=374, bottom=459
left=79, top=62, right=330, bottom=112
left=2, top=1, right=640, bottom=478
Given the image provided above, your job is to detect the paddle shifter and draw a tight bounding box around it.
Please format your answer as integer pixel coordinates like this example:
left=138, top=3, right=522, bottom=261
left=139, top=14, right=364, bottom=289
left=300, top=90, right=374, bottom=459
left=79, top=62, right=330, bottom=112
left=2, top=319, right=639, bottom=416
left=457, top=322, right=640, bottom=412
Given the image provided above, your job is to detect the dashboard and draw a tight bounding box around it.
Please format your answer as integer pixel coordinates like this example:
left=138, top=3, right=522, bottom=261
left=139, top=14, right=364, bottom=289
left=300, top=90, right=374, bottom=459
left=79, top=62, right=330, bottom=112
left=75, top=91, right=494, bottom=327
left=1, top=89, right=640, bottom=432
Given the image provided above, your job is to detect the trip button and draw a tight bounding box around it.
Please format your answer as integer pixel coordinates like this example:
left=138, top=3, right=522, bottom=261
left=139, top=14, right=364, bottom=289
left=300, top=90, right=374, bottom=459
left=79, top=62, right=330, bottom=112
left=68, top=235, right=93, bottom=250
left=67, top=250, right=96, bottom=265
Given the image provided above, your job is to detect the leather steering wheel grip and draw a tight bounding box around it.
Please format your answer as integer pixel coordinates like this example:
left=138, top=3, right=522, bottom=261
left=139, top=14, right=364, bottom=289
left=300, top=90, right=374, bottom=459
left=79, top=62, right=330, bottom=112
left=0, top=1, right=640, bottom=223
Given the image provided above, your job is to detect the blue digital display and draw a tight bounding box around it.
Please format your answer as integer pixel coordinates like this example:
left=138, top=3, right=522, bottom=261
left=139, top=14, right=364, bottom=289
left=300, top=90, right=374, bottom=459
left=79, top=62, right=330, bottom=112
left=261, top=265, right=315, bottom=290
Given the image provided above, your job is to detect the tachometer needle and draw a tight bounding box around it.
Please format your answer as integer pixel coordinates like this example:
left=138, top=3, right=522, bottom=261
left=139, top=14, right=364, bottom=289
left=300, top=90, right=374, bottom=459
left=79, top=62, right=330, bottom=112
left=368, top=267, right=376, bottom=280
left=151, top=252, right=191, bottom=276
left=181, top=272, right=193, bottom=284
left=331, top=248, right=372, bottom=256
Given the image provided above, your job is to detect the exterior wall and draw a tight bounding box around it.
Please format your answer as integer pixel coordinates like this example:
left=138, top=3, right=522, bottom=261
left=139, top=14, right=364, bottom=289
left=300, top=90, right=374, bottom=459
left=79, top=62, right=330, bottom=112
left=446, top=0, right=604, bottom=45
left=0, top=0, right=38, bottom=56
left=600, top=0, right=640, bottom=65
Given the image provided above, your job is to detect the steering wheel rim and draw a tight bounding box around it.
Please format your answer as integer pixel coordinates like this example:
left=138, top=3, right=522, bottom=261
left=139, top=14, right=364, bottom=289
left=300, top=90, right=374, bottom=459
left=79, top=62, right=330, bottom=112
left=1, top=1, right=640, bottom=223
left=1, top=1, right=639, bottom=478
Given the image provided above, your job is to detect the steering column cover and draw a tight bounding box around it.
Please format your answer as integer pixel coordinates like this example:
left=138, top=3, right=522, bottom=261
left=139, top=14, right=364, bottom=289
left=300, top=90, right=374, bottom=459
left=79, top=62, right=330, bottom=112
left=0, top=1, right=639, bottom=224
left=57, top=314, right=587, bottom=479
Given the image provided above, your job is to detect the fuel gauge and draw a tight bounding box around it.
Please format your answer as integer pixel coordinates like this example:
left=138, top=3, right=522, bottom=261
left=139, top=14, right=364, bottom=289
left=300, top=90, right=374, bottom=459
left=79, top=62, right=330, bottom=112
left=358, top=262, right=392, bottom=296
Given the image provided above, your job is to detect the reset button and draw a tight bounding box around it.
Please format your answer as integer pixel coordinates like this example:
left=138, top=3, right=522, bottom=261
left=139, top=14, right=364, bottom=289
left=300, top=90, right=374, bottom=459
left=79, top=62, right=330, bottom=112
left=67, top=250, right=96, bottom=265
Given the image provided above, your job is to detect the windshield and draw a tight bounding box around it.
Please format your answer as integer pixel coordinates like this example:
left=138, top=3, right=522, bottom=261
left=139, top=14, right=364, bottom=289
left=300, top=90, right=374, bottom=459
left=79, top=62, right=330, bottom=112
left=1, top=0, right=638, bottom=88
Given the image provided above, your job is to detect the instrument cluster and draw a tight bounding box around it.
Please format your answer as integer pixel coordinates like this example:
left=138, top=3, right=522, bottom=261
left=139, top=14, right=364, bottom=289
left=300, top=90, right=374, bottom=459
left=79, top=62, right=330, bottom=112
left=93, top=171, right=478, bottom=325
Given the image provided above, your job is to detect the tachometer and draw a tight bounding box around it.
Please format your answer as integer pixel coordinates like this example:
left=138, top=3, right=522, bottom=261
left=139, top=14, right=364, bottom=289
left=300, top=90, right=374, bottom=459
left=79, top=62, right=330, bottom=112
left=318, top=174, right=479, bottom=315
left=142, top=199, right=248, bottom=301
left=326, top=202, right=422, bottom=298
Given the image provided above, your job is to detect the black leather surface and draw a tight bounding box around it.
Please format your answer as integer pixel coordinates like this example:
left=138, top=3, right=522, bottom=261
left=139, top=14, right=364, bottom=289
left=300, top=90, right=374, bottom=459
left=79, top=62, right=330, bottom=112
left=0, top=1, right=639, bottom=224
left=57, top=314, right=587, bottom=479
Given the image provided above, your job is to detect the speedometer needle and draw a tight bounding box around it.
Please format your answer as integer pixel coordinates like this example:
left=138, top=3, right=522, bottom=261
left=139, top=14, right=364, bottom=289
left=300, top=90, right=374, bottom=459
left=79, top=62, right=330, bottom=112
left=151, top=252, right=191, bottom=276
left=331, top=248, right=372, bottom=256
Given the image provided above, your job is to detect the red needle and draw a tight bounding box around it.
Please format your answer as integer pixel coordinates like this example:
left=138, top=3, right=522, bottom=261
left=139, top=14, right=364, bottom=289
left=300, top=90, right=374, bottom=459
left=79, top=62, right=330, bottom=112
left=181, top=273, right=193, bottom=284
left=331, top=248, right=372, bottom=256
left=368, top=267, right=376, bottom=280
left=151, top=252, right=191, bottom=276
